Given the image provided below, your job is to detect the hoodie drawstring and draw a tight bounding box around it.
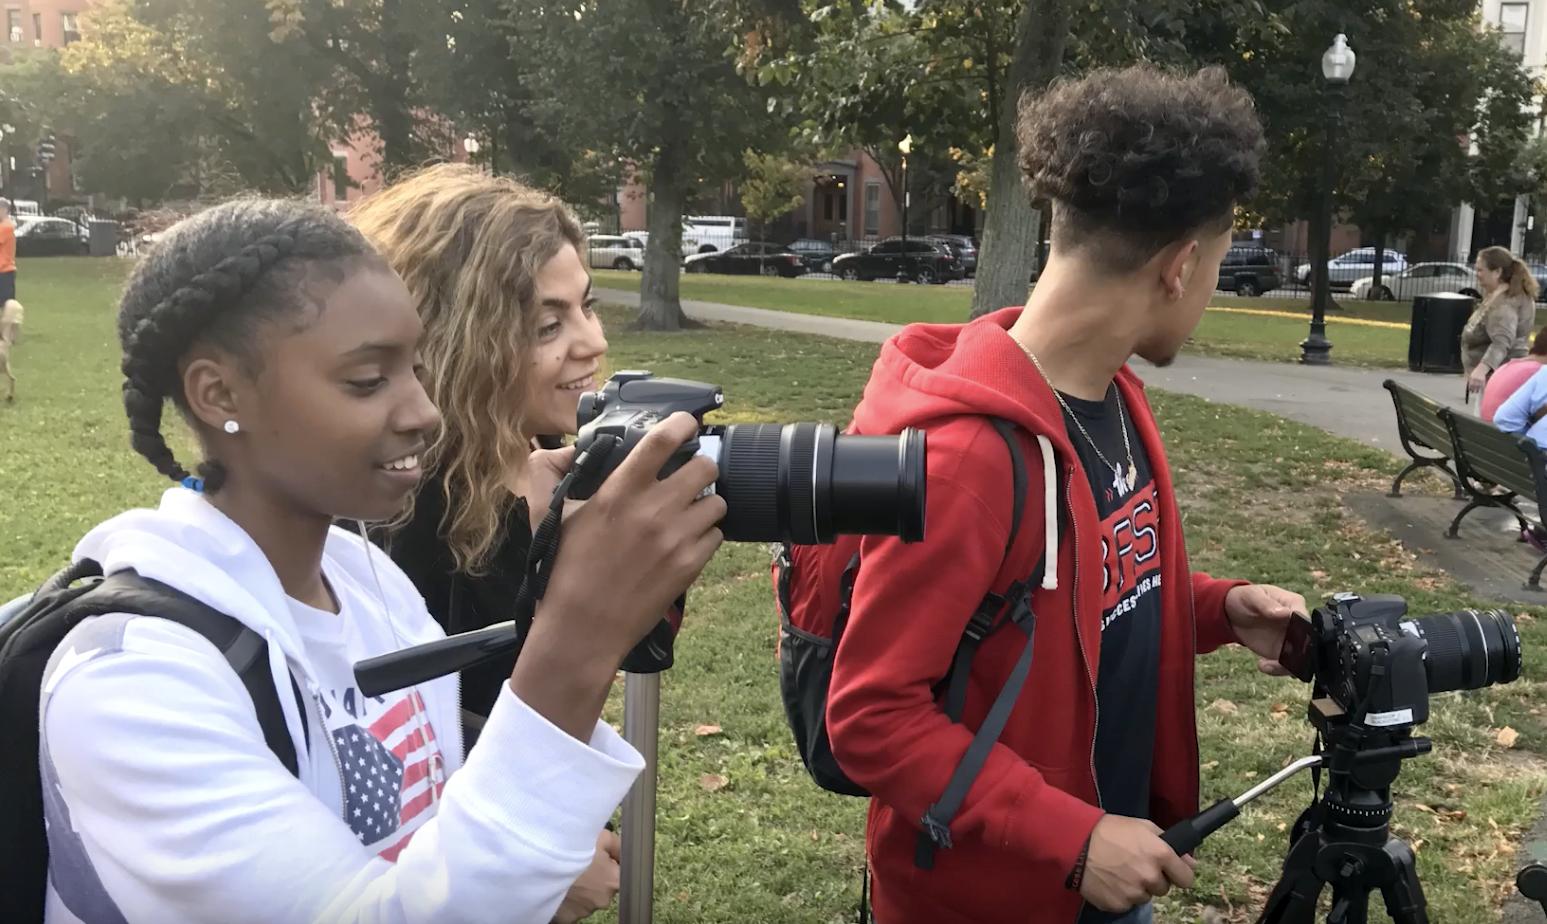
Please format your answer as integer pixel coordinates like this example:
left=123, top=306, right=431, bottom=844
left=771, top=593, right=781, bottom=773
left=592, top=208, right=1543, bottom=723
left=1036, top=435, right=1059, bottom=591
left=265, top=629, right=311, bottom=766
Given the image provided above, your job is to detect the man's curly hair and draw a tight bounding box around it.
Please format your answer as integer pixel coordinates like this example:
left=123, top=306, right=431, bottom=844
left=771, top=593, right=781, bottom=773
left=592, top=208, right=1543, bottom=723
left=1018, top=65, right=1264, bottom=270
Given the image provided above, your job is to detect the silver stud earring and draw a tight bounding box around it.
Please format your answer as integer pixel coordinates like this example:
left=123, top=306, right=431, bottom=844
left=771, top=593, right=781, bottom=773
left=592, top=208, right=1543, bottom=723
left=223, top=420, right=240, bottom=434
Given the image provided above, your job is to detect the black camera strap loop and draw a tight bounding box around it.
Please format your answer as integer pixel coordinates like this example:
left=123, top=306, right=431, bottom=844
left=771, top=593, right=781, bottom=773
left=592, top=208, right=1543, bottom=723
left=513, top=436, right=621, bottom=635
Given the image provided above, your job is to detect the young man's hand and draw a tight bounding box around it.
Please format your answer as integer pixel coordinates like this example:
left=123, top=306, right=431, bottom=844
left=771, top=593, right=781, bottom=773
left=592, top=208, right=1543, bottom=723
left=1079, top=815, right=1196, bottom=912
left=1224, top=583, right=1308, bottom=676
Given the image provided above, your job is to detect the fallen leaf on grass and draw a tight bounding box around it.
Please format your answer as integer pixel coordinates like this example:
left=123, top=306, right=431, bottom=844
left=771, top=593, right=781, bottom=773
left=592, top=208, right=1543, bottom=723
left=1270, top=703, right=1290, bottom=721
left=1497, top=726, right=1520, bottom=748
left=694, top=724, right=723, bottom=737
left=1209, top=698, right=1239, bottom=716
left=699, top=773, right=729, bottom=792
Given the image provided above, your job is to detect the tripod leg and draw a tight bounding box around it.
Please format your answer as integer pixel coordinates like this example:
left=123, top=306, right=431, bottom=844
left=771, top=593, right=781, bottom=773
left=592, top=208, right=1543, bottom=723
left=1258, top=834, right=1324, bottom=924
left=1378, top=840, right=1429, bottom=924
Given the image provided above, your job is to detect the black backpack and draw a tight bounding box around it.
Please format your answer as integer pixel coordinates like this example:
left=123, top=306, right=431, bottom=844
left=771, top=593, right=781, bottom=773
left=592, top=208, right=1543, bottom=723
left=773, top=417, right=1051, bottom=870
left=0, top=558, right=304, bottom=923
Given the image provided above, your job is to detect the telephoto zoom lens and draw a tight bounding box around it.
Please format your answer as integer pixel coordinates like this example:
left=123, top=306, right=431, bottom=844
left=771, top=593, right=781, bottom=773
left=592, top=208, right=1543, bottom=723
left=1410, top=609, right=1522, bottom=694
left=709, top=423, right=926, bottom=544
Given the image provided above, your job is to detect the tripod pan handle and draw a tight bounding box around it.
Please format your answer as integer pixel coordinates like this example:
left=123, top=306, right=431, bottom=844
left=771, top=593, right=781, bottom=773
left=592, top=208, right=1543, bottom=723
left=1161, top=798, right=1239, bottom=856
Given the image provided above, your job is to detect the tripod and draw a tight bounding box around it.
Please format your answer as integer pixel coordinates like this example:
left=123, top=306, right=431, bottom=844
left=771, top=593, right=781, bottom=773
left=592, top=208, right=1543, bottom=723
left=1162, top=697, right=1433, bottom=924
left=1258, top=699, right=1427, bottom=924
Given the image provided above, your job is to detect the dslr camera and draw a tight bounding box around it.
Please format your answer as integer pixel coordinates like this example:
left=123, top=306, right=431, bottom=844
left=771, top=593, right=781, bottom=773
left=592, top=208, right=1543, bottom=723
left=1278, top=592, right=1521, bottom=729
left=569, top=371, right=926, bottom=673
left=568, top=371, right=927, bottom=544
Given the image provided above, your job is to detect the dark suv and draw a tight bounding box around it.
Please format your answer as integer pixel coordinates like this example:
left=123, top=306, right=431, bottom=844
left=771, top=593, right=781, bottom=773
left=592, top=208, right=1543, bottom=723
left=832, top=238, right=963, bottom=284
left=1218, top=245, right=1281, bottom=297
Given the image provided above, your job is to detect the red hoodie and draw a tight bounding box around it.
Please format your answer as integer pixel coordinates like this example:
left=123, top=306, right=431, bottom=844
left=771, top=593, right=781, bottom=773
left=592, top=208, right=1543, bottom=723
left=824, top=308, right=1244, bottom=923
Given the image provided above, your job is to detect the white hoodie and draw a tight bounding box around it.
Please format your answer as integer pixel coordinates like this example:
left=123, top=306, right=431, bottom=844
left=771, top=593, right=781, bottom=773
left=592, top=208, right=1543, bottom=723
left=39, top=488, right=644, bottom=924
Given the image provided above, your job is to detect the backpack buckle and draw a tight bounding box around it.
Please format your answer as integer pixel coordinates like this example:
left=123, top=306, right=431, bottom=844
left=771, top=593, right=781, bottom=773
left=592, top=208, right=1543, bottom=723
left=963, top=598, right=1001, bottom=642
left=920, top=808, right=954, bottom=850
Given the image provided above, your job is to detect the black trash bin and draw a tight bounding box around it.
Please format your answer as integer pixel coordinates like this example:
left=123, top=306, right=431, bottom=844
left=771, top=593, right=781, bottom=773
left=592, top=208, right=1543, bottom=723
left=1408, top=292, right=1475, bottom=374
left=88, top=220, right=120, bottom=258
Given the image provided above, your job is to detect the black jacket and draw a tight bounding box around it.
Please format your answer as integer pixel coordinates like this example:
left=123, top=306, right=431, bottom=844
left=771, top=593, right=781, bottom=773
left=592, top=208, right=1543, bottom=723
left=385, top=477, right=532, bottom=726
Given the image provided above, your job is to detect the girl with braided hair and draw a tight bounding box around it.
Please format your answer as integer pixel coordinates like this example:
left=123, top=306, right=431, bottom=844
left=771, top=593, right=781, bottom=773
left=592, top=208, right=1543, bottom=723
left=39, top=198, right=725, bottom=924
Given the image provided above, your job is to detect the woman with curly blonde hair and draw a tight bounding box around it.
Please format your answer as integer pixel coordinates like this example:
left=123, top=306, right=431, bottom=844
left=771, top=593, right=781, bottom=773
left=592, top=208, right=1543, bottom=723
left=351, top=163, right=619, bottom=923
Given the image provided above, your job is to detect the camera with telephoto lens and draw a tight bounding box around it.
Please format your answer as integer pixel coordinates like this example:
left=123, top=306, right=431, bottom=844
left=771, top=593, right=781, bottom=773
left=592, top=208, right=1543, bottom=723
left=568, top=371, right=927, bottom=543
left=568, top=371, right=927, bottom=674
left=1277, top=592, right=1521, bottom=729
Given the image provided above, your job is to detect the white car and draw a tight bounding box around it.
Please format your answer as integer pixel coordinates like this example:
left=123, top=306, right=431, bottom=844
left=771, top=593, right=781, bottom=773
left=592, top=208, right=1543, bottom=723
left=681, top=215, right=748, bottom=254
left=586, top=235, right=645, bottom=271
left=1295, top=247, right=1410, bottom=288
left=1349, top=262, right=1479, bottom=301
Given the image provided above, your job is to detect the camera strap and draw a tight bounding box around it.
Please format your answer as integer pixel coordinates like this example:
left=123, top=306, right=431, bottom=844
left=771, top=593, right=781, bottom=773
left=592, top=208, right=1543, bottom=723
left=512, top=436, right=622, bottom=638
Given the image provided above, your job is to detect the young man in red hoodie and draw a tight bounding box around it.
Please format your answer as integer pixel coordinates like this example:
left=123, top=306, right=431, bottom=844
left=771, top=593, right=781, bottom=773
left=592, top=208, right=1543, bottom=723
left=824, top=66, right=1307, bottom=923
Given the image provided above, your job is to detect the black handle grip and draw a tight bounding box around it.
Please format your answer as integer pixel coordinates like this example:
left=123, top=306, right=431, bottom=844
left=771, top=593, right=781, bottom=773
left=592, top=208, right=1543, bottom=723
left=355, top=620, right=520, bottom=697
left=1161, top=798, right=1240, bottom=857
left=1518, top=861, right=1547, bottom=904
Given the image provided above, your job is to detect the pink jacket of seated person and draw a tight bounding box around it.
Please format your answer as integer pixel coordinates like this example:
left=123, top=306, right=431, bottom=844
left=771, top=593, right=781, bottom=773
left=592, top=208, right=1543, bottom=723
left=1481, top=357, right=1545, bottom=421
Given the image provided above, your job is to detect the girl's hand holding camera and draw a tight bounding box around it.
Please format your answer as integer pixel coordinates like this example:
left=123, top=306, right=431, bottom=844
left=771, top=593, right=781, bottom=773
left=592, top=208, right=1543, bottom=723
left=511, top=412, right=724, bottom=738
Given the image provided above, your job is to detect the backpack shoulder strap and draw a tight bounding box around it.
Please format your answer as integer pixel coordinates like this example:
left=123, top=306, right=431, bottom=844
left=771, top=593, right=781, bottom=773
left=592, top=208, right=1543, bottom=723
left=920, top=418, right=1053, bottom=870
left=941, top=418, right=1037, bottom=722
left=82, top=572, right=307, bottom=777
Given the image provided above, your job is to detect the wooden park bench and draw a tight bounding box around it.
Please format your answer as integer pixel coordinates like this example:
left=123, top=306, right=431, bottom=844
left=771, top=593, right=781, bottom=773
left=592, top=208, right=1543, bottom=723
left=1438, top=407, right=1547, bottom=590
left=1383, top=380, right=1463, bottom=499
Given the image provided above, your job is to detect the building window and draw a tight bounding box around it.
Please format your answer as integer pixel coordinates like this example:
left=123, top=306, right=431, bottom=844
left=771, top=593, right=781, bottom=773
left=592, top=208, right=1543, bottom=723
left=60, top=11, right=79, bottom=44
left=332, top=155, right=350, bottom=201
left=6, top=9, right=20, bottom=43
left=864, top=182, right=881, bottom=237
left=31, top=11, right=39, bottom=42
left=1499, top=3, right=1528, bottom=56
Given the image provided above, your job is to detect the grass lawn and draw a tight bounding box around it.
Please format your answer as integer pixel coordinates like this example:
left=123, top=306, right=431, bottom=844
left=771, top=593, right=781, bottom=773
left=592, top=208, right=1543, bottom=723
left=593, top=269, right=1547, bottom=370
left=5, top=258, right=1546, bottom=922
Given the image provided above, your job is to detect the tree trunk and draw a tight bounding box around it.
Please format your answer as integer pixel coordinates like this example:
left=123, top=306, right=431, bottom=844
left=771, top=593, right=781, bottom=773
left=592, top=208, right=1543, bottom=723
left=969, top=0, right=1071, bottom=319
left=638, top=140, right=690, bottom=331
left=1371, top=230, right=1385, bottom=300
left=374, top=0, right=413, bottom=171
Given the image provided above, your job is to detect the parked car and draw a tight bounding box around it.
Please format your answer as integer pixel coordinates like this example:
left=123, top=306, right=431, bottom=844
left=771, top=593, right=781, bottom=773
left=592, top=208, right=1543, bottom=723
left=1217, top=245, right=1282, bottom=297
left=15, top=216, right=89, bottom=256
left=681, top=215, right=749, bottom=253
left=586, top=235, right=645, bottom=270
left=832, top=238, right=963, bottom=284
left=787, top=238, right=839, bottom=274
left=1349, top=262, right=1479, bottom=301
left=927, top=234, right=978, bottom=275
left=1295, top=247, right=1409, bottom=289
left=683, top=241, right=806, bottom=277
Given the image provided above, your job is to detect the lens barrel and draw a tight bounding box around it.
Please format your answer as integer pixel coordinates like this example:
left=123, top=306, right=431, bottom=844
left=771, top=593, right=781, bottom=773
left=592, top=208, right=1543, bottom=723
left=1414, top=609, right=1522, bottom=694
left=714, top=423, right=926, bottom=544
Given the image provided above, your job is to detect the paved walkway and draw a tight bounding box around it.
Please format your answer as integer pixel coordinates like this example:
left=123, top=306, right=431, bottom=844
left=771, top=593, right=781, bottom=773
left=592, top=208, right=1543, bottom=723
left=599, top=287, right=1458, bottom=455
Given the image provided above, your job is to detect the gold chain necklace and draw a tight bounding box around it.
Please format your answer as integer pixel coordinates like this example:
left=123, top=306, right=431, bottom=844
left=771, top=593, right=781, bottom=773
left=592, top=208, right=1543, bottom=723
left=1013, top=337, right=1138, bottom=493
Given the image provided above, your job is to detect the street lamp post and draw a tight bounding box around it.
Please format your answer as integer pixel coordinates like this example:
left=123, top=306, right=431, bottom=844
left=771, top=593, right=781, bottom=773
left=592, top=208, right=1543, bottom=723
left=1301, top=33, right=1357, bottom=366
left=898, top=133, right=912, bottom=284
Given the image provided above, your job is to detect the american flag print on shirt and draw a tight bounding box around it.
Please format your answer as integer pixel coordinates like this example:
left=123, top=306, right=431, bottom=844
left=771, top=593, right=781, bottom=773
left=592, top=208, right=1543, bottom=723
left=331, top=689, right=446, bottom=862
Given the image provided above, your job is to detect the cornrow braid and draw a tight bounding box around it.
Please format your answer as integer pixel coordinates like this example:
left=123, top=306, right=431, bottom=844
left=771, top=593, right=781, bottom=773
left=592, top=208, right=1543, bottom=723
left=116, top=199, right=379, bottom=490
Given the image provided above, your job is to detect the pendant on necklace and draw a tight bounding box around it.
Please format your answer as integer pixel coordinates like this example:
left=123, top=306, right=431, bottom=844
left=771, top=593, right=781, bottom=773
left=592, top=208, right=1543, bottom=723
left=1126, top=464, right=1138, bottom=492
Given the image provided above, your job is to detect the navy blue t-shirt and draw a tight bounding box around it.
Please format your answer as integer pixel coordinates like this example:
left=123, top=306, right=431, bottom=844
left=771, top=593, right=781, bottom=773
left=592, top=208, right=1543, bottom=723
left=1061, top=388, right=1162, bottom=924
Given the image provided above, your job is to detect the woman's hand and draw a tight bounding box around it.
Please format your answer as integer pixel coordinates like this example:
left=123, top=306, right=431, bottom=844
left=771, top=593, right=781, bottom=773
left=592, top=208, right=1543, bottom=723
left=514, top=445, right=578, bottom=532
left=1468, top=365, right=1490, bottom=392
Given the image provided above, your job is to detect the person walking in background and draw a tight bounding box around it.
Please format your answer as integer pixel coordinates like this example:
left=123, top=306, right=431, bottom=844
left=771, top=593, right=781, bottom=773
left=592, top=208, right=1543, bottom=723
left=1462, top=245, right=1539, bottom=403
left=0, top=198, right=16, bottom=305
left=1481, top=328, right=1547, bottom=422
